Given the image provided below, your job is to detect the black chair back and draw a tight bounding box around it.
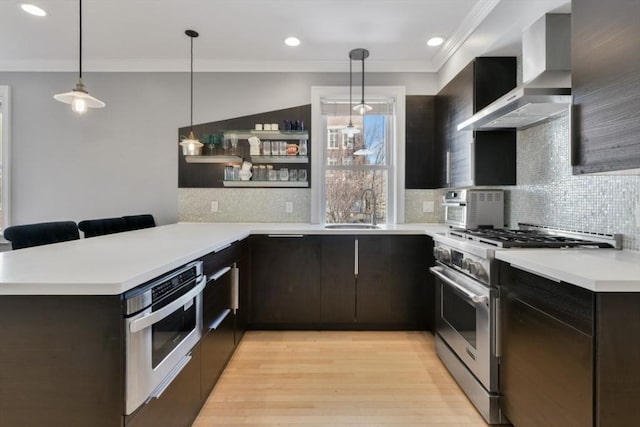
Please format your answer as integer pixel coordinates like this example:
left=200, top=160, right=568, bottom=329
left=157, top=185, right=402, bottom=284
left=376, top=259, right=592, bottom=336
left=78, top=217, right=128, bottom=238
left=4, top=221, right=80, bottom=250
left=123, top=214, right=156, bottom=231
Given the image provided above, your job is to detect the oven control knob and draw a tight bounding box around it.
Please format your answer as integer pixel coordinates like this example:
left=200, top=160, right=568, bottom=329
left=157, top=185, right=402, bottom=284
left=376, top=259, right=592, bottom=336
left=433, top=247, right=440, bottom=259
left=439, top=248, right=451, bottom=262
left=461, top=258, right=471, bottom=271
left=468, top=261, right=485, bottom=278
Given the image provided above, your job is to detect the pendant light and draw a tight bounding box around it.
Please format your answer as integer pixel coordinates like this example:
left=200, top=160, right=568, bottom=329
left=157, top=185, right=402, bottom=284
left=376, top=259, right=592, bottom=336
left=341, top=55, right=360, bottom=137
left=350, top=48, right=372, bottom=114
left=53, top=0, right=105, bottom=114
left=179, top=29, right=203, bottom=156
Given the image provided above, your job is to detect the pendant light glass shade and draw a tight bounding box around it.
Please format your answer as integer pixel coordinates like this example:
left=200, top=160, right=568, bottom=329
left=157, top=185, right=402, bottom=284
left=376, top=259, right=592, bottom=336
left=342, top=53, right=361, bottom=136
left=179, top=29, right=203, bottom=155
left=350, top=48, right=371, bottom=114
left=54, top=0, right=104, bottom=113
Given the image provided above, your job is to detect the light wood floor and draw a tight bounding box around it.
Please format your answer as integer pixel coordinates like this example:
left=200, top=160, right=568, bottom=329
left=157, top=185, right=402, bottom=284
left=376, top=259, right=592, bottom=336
left=192, top=330, right=489, bottom=427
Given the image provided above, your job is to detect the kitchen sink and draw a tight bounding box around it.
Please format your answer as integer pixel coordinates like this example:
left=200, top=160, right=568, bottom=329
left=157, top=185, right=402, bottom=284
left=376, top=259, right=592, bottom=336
left=324, top=224, right=381, bottom=230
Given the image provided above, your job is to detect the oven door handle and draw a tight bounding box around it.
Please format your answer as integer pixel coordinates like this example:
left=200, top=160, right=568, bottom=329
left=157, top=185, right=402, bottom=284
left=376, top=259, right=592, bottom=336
left=430, top=266, right=488, bottom=305
left=129, top=276, right=206, bottom=333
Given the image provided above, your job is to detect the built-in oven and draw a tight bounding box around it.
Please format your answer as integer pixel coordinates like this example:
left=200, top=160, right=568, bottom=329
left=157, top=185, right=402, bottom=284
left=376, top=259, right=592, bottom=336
left=123, top=260, right=205, bottom=415
left=431, top=263, right=495, bottom=391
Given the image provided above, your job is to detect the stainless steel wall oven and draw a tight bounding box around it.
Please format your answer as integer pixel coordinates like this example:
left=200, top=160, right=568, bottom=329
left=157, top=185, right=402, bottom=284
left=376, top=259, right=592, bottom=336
left=123, top=261, right=205, bottom=415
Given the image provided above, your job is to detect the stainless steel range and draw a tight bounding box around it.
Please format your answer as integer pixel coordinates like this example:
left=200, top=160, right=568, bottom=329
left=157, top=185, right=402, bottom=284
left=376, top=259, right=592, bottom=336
left=430, top=223, right=620, bottom=425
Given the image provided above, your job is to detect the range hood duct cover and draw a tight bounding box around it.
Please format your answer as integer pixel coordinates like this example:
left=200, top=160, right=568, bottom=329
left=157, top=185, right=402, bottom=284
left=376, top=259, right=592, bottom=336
left=458, top=14, right=571, bottom=131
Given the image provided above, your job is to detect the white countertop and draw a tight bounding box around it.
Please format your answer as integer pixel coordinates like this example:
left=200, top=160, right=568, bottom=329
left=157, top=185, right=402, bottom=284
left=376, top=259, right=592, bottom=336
left=0, top=222, right=448, bottom=295
left=496, top=248, right=640, bottom=292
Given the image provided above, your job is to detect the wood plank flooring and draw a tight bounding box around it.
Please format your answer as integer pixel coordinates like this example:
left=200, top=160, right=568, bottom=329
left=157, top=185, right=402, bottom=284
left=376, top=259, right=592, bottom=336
left=192, top=331, right=489, bottom=426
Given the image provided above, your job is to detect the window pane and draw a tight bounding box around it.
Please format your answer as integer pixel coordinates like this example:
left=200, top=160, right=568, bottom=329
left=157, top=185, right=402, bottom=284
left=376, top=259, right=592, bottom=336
left=325, top=169, right=387, bottom=224
left=325, top=115, right=387, bottom=166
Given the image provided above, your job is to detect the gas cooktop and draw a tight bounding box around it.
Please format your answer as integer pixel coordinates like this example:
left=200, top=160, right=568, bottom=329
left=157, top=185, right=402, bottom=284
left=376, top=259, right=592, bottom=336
left=447, top=223, right=620, bottom=249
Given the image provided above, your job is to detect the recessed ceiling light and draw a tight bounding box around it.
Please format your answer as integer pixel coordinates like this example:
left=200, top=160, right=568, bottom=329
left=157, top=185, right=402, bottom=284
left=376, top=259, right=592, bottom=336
left=284, top=37, right=301, bottom=47
left=427, top=36, right=445, bottom=47
left=20, top=3, right=47, bottom=17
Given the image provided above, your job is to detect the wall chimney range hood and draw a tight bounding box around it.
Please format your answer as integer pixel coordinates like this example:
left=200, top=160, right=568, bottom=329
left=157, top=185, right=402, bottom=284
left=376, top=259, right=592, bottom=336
left=458, top=14, right=571, bottom=131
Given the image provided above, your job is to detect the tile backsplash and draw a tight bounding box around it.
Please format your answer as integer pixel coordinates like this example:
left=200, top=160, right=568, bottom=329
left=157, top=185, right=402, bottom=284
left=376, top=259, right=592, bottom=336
left=179, top=111, right=639, bottom=251
left=179, top=188, right=311, bottom=223
left=502, top=111, right=639, bottom=251
left=179, top=188, right=445, bottom=224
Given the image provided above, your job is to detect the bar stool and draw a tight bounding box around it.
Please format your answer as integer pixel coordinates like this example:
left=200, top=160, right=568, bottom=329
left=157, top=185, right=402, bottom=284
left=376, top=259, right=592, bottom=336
left=78, top=217, right=128, bottom=238
left=3, top=221, right=80, bottom=250
left=122, top=214, right=156, bottom=231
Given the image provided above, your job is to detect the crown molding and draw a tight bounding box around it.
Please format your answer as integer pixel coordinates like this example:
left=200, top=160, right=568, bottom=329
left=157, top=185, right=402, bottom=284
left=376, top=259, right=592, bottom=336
left=431, top=0, right=502, bottom=70
left=0, top=58, right=441, bottom=73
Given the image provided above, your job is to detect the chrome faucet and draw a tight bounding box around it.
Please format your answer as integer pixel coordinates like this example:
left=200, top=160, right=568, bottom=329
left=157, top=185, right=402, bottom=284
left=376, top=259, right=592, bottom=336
left=360, top=188, right=378, bottom=226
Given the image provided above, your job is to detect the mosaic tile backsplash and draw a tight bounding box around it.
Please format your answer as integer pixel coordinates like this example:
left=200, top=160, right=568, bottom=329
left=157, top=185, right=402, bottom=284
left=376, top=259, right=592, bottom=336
left=502, top=112, right=639, bottom=251
left=179, top=111, right=638, bottom=251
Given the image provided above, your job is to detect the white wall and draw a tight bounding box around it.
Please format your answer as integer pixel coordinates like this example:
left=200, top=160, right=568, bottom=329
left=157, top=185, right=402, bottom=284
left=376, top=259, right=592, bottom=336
left=0, top=71, right=437, bottom=226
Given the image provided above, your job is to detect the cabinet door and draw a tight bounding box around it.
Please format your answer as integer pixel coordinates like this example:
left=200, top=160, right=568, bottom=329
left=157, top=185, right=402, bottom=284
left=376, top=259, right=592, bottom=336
left=572, top=0, right=640, bottom=174
left=405, top=96, right=437, bottom=189
left=446, top=62, right=475, bottom=188
left=434, top=58, right=516, bottom=188
left=200, top=272, right=235, bottom=400
left=357, top=236, right=428, bottom=328
left=500, top=265, right=593, bottom=427
left=250, top=235, right=321, bottom=325
left=126, top=346, right=202, bottom=427
left=320, top=235, right=356, bottom=323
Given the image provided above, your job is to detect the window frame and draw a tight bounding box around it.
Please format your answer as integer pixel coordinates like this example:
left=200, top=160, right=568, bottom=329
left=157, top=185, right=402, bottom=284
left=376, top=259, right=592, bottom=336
left=0, top=86, right=11, bottom=234
left=327, top=128, right=340, bottom=150
left=310, top=86, right=406, bottom=225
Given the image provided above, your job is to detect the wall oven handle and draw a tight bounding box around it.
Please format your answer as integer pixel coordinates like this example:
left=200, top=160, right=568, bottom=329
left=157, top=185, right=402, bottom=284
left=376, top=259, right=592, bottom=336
left=129, top=276, right=206, bottom=333
left=209, top=266, right=231, bottom=282
left=430, top=266, right=488, bottom=305
left=209, top=309, right=231, bottom=331
left=149, top=354, right=192, bottom=400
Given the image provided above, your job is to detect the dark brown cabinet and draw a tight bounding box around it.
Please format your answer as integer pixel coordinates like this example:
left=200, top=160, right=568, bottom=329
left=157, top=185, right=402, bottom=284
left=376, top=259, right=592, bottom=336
left=356, top=235, right=428, bottom=328
left=321, top=235, right=357, bottom=323
left=435, top=57, right=517, bottom=188
left=405, top=96, right=437, bottom=189
left=250, top=234, right=322, bottom=326
left=251, top=234, right=430, bottom=329
left=200, top=264, right=235, bottom=400
left=0, top=295, right=124, bottom=427
left=199, top=239, right=247, bottom=400
left=499, top=263, right=640, bottom=427
left=500, top=265, right=593, bottom=427
left=571, top=0, right=640, bottom=174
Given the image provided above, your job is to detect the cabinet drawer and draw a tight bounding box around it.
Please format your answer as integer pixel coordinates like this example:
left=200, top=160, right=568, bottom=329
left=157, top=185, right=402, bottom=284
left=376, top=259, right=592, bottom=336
left=501, top=264, right=594, bottom=336
left=202, top=270, right=232, bottom=329
left=200, top=310, right=235, bottom=399
left=202, top=240, right=245, bottom=277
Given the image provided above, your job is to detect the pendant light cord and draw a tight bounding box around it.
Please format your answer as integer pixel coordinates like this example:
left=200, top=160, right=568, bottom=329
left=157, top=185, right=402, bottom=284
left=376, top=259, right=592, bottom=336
left=349, top=58, right=353, bottom=124
left=360, top=56, right=365, bottom=105
left=79, top=0, right=82, bottom=79
left=190, top=34, right=193, bottom=130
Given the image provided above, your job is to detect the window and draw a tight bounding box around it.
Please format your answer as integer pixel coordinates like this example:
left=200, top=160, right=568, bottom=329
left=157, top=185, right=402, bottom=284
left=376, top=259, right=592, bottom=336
left=311, top=86, right=406, bottom=225
left=0, top=86, right=10, bottom=232
left=327, top=128, right=340, bottom=150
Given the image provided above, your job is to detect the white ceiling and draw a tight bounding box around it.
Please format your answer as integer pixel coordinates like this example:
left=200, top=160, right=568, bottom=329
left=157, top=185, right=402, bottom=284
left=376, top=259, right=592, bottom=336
left=0, top=0, right=570, bottom=73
